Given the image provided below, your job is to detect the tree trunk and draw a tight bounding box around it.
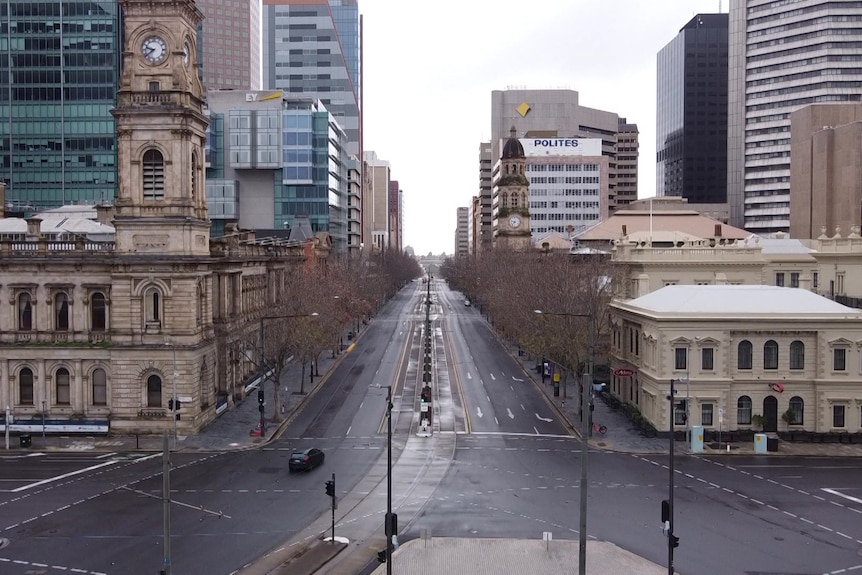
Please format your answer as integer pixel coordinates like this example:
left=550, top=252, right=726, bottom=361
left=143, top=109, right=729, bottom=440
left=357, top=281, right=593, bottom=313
left=299, top=362, right=307, bottom=394
left=271, top=369, right=283, bottom=422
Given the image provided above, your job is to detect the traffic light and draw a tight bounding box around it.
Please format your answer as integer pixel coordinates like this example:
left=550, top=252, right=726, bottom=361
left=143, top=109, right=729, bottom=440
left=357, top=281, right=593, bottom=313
left=377, top=549, right=387, bottom=563
left=670, top=534, right=680, bottom=548
left=325, top=480, right=335, bottom=497
left=385, top=512, right=398, bottom=537
left=258, top=388, right=264, bottom=405
left=168, top=398, right=174, bottom=411
left=661, top=500, right=670, bottom=523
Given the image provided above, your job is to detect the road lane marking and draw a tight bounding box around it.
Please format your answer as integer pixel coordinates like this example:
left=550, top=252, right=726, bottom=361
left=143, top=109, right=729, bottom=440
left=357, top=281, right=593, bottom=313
left=535, top=413, right=553, bottom=422
left=477, top=407, right=483, bottom=418
left=11, top=460, right=118, bottom=493
left=823, top=488, right=862, bottom=505
left=507, top=408, right=515, bottom=419
left=490, top=373, right=496, bottom=380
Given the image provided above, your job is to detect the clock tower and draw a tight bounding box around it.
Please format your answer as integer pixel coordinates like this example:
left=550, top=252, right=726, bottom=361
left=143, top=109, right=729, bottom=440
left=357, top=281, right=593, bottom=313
left=494, top=127, right=532, bottom=250
left=112, top=0, right=209, bottom=255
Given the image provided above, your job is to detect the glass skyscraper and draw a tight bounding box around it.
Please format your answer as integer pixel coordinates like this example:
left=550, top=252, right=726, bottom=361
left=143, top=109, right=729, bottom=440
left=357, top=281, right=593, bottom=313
left=656, top=13, right=728, bottom=204
left=262, top=0, right=361, bottom=156
left=0, top=1, right=119, bottom=210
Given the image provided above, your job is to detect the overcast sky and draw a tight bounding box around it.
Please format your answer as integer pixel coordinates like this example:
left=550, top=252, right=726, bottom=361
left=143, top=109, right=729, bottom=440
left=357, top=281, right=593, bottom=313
left=360, top=0, right=725, bottom=256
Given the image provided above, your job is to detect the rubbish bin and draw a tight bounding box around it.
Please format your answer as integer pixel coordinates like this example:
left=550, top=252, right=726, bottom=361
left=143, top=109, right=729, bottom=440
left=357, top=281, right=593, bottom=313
left=19, top=434, right=31, bottom=448
left=766, top=436, right=779, bottom=452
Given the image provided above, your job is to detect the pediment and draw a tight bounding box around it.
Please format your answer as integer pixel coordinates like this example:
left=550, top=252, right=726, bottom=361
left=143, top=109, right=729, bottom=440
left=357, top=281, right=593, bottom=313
left=828, top=337, right=853, bottom=347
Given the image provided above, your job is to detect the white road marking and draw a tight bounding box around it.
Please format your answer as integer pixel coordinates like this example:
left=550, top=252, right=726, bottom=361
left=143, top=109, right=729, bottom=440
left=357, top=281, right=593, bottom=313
left=507, top=408, right=515, bottom=420
left=822, top=488, right=862, bottom=505
left=521, top=404, right=526, bottom=411
left=467, top=372, right=472, bottom=380
left=535, top=413, right=553, bottom=422
left=495, top=417, right=499, bottom=425
left=11, top=460, right=118, bottom=493
left=346, top=426, right=352, bottom=436
left=510, top=385, right=514, bottom=391
left=477, top=407, right=484, bottom=419
left=512, top=376, right=524, bottom=382
left=490, top=373, right=496, bottom=380
left=534, top=426, right=540, bottom=435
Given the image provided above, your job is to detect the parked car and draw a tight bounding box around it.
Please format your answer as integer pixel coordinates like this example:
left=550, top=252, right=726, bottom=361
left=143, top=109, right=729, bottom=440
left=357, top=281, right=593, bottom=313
left=464, top=300, right=471, bottom=307
left=289, top=447, right=325, bottom=472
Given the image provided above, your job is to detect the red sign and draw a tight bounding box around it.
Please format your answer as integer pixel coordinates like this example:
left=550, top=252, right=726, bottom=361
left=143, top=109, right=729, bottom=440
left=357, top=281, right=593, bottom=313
left=613, top=368, right=634, bottom=377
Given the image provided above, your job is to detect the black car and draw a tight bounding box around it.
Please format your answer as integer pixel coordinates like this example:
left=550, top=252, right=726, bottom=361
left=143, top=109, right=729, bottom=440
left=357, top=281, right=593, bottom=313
left=288, top=447, right=325, bottom=472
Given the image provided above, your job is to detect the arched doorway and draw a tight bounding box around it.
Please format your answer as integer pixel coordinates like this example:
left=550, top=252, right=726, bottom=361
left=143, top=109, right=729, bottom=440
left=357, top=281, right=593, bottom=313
left=763, top=396, right=778, bottom=432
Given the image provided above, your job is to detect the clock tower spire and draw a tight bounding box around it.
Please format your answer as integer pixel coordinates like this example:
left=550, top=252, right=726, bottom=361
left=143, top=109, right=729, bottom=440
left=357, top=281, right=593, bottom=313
left=494, top=127, right=532, bottom=250
left=111, top=0, right=209, bottom=255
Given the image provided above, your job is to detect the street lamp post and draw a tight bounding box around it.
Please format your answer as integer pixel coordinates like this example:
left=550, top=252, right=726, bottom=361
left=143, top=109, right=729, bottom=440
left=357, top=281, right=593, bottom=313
left=385, top=385, right=394, bottom=574
left=535, top=309, right=594, bottom=575
left=667, top=378, right=685, bottom=574
left=164, top=341, right=178, bottom=448
left=258, top=312, right=319, bottom=438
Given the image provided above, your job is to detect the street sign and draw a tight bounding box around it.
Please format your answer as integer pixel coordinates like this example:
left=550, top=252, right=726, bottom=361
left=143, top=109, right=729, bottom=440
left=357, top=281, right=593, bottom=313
left=613, top=368, right=634, bottom=377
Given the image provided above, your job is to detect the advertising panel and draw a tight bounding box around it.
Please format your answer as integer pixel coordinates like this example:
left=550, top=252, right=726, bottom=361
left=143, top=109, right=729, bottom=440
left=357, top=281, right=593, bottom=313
left=520, top=138, right=602, bottom=157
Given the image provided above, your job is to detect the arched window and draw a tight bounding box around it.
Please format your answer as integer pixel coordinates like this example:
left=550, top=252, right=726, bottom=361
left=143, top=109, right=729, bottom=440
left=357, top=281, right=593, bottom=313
left=764, top=340, right=779, bottom=370
left=92, top=368, right=107, bottom=406
left=56, top=367, right=71, bottom=405
left=788, top=396, right=804, bottom=425
left=199, top=360, right=209, bottom=409
left=146, top=374, right=162, bottom=407
left=143, top=149, right=165, bottom=199
left=737, top=395, right=752, bottom=425
left=18, top=292, right=33, bottom=331
left=789, top=340, right=804, bottom=370
left=145, top=287, right=161, bottom=324
left=91, top=292, right=107, bottom=330
left=55, top=292, right=70, bottom=331
left=737, top=340, right=752, bottom=370
left=19, top=367, right=34, bottom=405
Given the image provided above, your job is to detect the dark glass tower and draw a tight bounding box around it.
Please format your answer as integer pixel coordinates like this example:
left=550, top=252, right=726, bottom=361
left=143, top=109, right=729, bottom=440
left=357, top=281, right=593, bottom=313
left=0, top=1, right=119, bottom=211
left=656, top=13, right=728, bottom=203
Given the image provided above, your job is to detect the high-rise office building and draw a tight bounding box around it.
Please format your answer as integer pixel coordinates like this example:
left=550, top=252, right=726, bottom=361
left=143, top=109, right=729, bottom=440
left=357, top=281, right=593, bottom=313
left=362, top=151, right=389, bottom=252
left=455, top=207, right=469, bottom=256
left=196, top=0, right=262, bottom=90
left=477, top=141, right=493, bottom=252
left=205, top=90, right=350, bottom=253
left=262, top=0, right=362, bottom=156
left=657, top=14, right=728, bottom=203
left=388, top=179, right=402, bottom=252
left=728, top=0, right=862, bottom=232
left=486, top=89, right=637, bottom=247
left=0, top=1, right=120, bottom=210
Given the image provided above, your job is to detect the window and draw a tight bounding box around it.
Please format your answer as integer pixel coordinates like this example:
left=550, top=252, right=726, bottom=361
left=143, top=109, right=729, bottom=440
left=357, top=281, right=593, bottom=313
left=92, top=368, right=107, bottom=406
left=790, top=272, right=799, bottom=288
left=775, top=272, right=785, bottom=286
left=737, top=395, right=752, bottom=425
left=55, top=292, right=70, bottom=331
left=91, top=292, right=107, bottom=330
left=18, top=292, right=33, bottom=331
left=701, top=403, right=714, bottom=426
left=788, top=396, right=803, bottom=425
left=701, top=348, right=714, bottom=371
left=145, top=287, right=162, bottom=324
left=674, top=347, right=687, bottom=370
left=789, top=340, right=804, bottom=370
left=674, top=400, right=687, bottom=426
left=56, top=368, right=71, bottom=405
left=146, top=374, right=162, bottom=407
left=764, top=340, right=778, bottom=370
left=834, top=348, right=846, bottom=371
left=19, top=367, right=34, bottom=405
left=143, top=149, right=165, bottom=199
left=738, top=340, right=752, bottom=370
left=833, top=404, right=845, bottom=428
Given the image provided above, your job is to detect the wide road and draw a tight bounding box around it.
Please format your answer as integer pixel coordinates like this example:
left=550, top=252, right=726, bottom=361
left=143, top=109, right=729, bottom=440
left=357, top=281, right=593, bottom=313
left=407, top=281, right=862, bottom=575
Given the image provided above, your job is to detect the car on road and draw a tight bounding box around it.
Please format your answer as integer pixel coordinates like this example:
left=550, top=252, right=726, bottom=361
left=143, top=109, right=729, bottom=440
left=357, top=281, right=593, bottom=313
left=464, top=300, right=471, bottom=307
left=288, top=447, right=325, bottom=472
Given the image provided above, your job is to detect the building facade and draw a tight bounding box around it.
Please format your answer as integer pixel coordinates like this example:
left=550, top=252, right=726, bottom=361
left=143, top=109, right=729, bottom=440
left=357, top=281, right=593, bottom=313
left=789, top=103, right=862, bottom=240
left=521, top=138, right=609, bottom=239
left=362, top=150, right=389, bottom=252
left=0, top=0, right=330, bottom=437
left=610, top=285, right=862, bottom=436
left=0, top=1, right=120, bottom=210
left=727, top=0, right=862, bottom=232
left=492, top=131, right=532, bottom=250
left=656, top=13, right=728, bottom=203
left=195, top=0, right=262, bottom=90
left=477, top=141, right=494, bottom=252
left=205, top=90, right=349, bottom=253
left=388, top=180, right=402, bottom=253
left=455, top=206, right=469, bottom=256
left=262, top=0, right=362, bottom=156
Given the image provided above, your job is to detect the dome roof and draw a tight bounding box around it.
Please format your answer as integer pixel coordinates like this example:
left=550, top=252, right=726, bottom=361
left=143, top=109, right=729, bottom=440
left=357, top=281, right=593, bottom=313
left=501, top=126, right=524, bottom=159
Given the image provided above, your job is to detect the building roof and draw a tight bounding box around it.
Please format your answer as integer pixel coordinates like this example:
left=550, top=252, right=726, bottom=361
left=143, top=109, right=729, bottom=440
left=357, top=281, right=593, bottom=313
left=620, top=285, right=861, bottom=316
left=501, top=126, right=525, bottom=159
left=0, top=217, right=114, bottom=235
left=574, top=209, right=749, bottom=242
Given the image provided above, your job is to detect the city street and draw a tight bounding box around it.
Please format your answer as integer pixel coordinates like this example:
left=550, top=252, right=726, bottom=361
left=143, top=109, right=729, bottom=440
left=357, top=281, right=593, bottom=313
left=0, top=281, right=861, bottom=575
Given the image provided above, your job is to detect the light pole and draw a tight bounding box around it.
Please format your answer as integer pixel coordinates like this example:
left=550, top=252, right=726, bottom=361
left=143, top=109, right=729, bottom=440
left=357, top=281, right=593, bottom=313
left=385, top=385, right=394, bottom=574
left=164, top=341, right=178, bottom=448
left=535, top=309, right=594, bottom=575
left=258, top=312, right=319, bottom=437
left=667, top=378, right=685, bottom=573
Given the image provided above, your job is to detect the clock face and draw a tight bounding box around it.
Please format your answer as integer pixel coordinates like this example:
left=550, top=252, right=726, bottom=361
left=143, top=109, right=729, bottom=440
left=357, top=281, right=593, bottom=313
left=141, top=35, right=168, bottom=64
left=183, top=40, right=191, bottom=66
left=509, top=215, right=521, bottom=228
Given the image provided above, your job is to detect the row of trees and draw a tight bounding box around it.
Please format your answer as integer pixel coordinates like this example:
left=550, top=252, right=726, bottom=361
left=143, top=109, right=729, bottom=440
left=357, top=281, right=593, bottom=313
left=441, top=249, right=622, bottom=397
left=255, top=249, right=422, bottom=420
